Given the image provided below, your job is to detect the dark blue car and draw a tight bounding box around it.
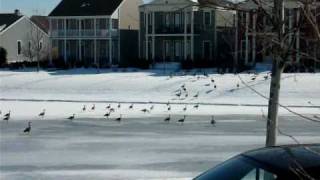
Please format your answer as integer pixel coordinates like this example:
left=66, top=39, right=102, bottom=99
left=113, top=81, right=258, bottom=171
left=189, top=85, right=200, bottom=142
left=194, top=144, right=320, bottom=180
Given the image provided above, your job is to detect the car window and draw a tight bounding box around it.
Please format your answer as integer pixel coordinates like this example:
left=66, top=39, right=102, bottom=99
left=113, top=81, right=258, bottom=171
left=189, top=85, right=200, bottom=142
left=241, top=168, right=277, bottom=180
left=194, top=156, right=279, bottom=180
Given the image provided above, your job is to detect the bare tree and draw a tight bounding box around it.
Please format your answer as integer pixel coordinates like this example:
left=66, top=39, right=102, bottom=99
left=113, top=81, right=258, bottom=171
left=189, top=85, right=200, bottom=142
left=199, top=0, right=320, bottom=146
left=22, top=19, right=48, bottom=71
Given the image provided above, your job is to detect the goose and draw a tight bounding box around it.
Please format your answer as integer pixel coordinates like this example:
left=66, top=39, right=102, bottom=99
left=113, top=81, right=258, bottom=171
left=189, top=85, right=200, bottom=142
left=4, top=110, right=10, bottom=117
left=150, top=105, right=154, bottom=111
left=183, top=105, right=187, bottom=112
left=211, top=116, right=216, bottom=126
left=194, top=104, right=199, bottom=109
left=115, top=114, right=122, bottom=123
left=23, top=122, right=32, bottom=134
left=3, top=115, right=9, bottom=123
left=117, top=103, right=121, bottom=109
left=82, top=105, right=86, bottom=111
left=182, top=87, right=187, bottom=92
left=106, top=104, right=111, bottom=109
left=178, top=115, right=186, bottom=125
left=141, top=108, right=150, bottom=113
left=39, top=109, right=46, bottom=118
left=67, top=114, right=75, bottom=121
left=91, top=104, right=96, bottom=111
left=164, top=115, right=171, bottom=123
left=105, top=113, right=111, bottom=119
left=129, top=104, right=134, bottom=109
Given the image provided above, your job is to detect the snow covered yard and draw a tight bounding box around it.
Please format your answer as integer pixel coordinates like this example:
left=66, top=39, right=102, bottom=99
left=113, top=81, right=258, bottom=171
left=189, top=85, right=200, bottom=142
left=0, top=69, right=319, bottom=180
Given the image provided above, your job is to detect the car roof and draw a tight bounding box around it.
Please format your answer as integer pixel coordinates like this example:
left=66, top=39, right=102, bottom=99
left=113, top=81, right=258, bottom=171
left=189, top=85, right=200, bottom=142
left=242, top=144, right=320, bottom=171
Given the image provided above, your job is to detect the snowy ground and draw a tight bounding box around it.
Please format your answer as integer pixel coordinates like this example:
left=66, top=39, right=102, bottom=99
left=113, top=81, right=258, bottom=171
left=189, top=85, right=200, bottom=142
left=0, top=69, right=319, bottom=180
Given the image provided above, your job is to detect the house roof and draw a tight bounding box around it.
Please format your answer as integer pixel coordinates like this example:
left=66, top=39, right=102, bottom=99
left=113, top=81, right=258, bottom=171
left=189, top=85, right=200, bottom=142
left=0, top=13, right=23, bottom=33
left=30, top=16, right=49, bottom=33
left=49, top=0, right=124, bottom=17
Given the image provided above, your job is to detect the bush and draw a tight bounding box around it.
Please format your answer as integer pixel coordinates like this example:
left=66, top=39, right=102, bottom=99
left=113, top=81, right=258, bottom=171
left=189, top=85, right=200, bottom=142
left=6, top=60, right=50, bottom=70
left=181, top=59, right=215, bottom=69
left=0, top=47, right=7, bottom=67
left=52, top=57, right=68, bottom=69
left=119, top=58, right=151, bottom=69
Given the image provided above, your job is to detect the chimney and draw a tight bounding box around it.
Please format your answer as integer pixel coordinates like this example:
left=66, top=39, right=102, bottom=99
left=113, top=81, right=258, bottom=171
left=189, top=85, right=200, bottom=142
left=14, top=9, right=21, bottom=16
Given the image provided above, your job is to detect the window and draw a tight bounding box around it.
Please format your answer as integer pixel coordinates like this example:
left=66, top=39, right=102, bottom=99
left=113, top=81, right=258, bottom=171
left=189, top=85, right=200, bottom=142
left=17, top=41, right=22, bottom=55
left=28, top=41, right=32, bottom=51
left=140, top=12, right=145, bottom=27
left=175, top=13, right=181, bottom=26
left=39, top=41, right=43, bottom=50
left=112, top=19, right=118, bottom=29
left=165, top=13, right=170, bottom=27
left=204, top=11, right=211, bottom=26
left=148, top=13, right=152, bottom=26
left=203, top=41, right=211, bottom=58
left=241, top=168, right=277, bottom=180
left=175, top=41, right=181, bottom=57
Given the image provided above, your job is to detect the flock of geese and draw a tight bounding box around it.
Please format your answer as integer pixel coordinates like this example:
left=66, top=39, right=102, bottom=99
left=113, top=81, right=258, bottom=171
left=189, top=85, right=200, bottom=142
left=1, top=102, right=217, bottom=135
left=1, top=72, right=272, bottom=134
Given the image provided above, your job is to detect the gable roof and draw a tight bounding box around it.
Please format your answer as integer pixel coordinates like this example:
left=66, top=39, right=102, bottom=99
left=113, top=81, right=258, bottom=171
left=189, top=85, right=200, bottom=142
left=49, top=0, right=124, bottom=17
left=30, top=16, right=49, bottom=33
left=0, top=13, right=23, bottom=32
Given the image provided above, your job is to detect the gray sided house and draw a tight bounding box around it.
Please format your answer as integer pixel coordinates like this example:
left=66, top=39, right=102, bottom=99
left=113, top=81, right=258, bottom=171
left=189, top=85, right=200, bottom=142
left=0, top=10, right=49, bottom=64
left=139, top=0, right=235, bottom=66
left=48, top=0, right=143, bottom=67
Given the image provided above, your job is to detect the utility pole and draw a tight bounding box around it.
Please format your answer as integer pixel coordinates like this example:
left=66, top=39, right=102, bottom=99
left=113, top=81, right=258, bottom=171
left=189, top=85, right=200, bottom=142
left=266, top=0, right=285, bottom=147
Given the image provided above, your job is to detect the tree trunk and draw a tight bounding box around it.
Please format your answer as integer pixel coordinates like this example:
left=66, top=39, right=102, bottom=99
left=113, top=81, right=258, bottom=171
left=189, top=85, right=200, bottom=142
left=266, top=58, right=284, bottom=147
left=266, top=0, right=284, bottom=147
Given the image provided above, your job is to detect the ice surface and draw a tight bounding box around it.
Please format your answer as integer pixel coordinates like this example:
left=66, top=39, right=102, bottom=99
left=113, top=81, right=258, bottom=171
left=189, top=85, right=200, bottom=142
left=0, top=69, right=319, bottom=179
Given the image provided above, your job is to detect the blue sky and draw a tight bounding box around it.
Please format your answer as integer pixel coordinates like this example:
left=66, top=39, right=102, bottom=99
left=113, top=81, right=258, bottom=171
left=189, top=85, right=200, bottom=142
left=0, top=0, right=151, bottom=16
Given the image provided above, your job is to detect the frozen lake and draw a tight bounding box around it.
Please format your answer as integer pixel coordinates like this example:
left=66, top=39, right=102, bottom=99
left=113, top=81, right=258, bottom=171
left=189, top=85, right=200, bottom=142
left=0, top=69, right=319, bottom=179
left=1, top=115, right=319, bottom=180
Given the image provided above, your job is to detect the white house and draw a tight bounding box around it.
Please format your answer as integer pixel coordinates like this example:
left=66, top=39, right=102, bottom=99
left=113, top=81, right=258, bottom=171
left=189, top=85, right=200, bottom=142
left=48, top=0, right=143, bottom=67
left=0, top=10, right=50, bottom=63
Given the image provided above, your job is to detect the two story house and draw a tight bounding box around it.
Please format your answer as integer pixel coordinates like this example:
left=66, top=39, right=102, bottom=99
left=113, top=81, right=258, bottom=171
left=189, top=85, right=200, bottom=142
left=48, top=0, right=142, bottom=67
left=235, top=0, right=320, bottom=70
left=139, top=0, right=234, bottom=65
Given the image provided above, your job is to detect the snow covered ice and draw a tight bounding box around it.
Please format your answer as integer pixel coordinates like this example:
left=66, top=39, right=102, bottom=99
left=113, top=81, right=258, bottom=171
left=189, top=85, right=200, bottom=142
left=0, top=69, right=319, bottom=180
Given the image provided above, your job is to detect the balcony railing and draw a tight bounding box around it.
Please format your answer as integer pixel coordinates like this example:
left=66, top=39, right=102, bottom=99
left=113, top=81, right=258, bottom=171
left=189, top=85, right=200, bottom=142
left=51, top=29, right=119, bottom=38
left=153, top=25, right=202, bottom=34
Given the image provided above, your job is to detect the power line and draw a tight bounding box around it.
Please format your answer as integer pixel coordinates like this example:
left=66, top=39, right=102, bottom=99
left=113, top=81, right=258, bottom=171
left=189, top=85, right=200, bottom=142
left=237, top=74, right=320, bottom=123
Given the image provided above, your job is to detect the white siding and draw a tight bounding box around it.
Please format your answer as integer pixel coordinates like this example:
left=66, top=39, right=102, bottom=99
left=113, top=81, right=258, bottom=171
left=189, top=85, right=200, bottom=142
left=0, top=17, right=49, bottom=63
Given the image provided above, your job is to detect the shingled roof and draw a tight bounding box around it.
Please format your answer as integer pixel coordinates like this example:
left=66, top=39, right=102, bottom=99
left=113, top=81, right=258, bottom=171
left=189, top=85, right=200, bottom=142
left=49, top=0, right=124, bottom=17
left=31, top=16, right=49, bottom=33
left=0, top=13, right=23, bottom=32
